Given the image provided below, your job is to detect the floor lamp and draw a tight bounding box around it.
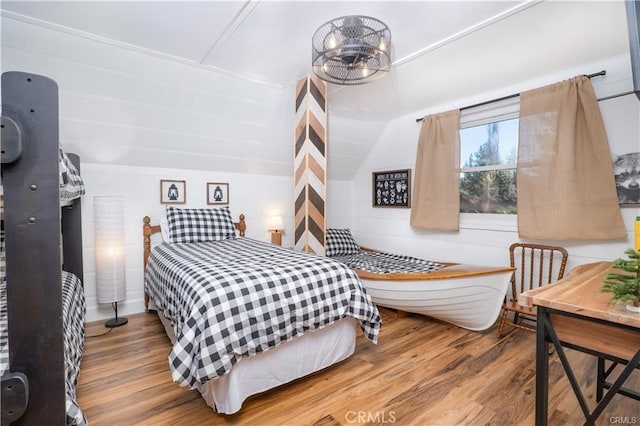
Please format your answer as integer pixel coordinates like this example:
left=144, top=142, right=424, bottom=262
left=94, top=196, right=128, bottom=328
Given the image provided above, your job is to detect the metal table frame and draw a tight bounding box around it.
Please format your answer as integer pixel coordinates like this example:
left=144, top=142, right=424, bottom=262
left=536, top=307, right=640, bottom=426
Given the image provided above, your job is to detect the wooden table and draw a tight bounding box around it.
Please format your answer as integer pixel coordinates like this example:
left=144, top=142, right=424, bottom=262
left=519, top=261, right=640, bottom=425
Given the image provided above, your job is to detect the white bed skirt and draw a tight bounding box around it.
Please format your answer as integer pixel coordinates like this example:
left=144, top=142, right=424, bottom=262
left=152, top=302, right=357, bottom=414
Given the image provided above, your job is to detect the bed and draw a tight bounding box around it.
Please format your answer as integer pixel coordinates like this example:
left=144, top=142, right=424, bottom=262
left=325, top=228, right=515, bottom=331
left=142, top=208, right=381, bottom=414
left=1, top=71, right=87, bottom=425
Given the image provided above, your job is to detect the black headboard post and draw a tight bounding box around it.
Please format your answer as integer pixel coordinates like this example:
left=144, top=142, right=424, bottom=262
left=62, top=154, right=84, bottom=283
left=1, top=72, right=66, bottom=424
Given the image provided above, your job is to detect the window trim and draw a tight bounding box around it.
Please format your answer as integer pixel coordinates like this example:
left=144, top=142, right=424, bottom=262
left=460, top=164, right=515, bottom=173
left=459, top=96, right=520, bottom=129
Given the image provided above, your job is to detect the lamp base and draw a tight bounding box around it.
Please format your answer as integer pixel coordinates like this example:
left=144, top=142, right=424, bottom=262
left=271, top=231, right=282, bottom=246
left=104, top=317, right=128, bottom=328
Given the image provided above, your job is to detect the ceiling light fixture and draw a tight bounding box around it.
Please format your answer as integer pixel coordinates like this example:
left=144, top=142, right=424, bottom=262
left=312, top=15, right=392, bottom=85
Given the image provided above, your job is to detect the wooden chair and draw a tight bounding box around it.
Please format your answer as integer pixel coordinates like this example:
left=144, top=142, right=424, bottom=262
left=497, top=243, right=569, bottom=337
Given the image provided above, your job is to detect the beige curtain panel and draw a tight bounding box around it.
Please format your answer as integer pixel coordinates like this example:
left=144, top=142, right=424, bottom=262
left=410, top=109, right=461, bottom=231
left=518, top=76, right=625, bottom=240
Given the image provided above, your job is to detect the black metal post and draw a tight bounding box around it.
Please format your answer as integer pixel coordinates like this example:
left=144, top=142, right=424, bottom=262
left=535, top=307, right=549, bottom=426
left=596, top=357, right=605, bottom=402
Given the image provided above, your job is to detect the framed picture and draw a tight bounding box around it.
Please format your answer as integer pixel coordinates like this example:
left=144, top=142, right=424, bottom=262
left=372, top=169, right=411, bottom=208
left=160, top=179, right=186, bottom=204
left=613, top=152, right=640, bottom=205
left=207, top=182, right=229, bottom=205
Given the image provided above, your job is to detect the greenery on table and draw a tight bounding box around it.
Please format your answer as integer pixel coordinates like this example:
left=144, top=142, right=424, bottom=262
left=601, top=249, right=640, bottom=306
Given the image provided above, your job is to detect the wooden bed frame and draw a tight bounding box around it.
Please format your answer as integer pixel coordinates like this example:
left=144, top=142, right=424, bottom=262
left=142, top=214, right=246, bottom=310
left=140, top=214, right=363, bottom=414
left=1, top=72, right=84, bottom=424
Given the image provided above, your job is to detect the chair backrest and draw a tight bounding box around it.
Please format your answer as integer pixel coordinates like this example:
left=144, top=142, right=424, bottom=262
left=508, top=243, right=569, bottom=300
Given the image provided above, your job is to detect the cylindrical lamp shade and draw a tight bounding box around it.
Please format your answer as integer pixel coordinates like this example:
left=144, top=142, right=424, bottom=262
left=94, top=196, right=126, bottom=304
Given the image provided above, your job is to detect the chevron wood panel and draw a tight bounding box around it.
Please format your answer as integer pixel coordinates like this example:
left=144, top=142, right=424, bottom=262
left=294, top=76, right=327, bottom=254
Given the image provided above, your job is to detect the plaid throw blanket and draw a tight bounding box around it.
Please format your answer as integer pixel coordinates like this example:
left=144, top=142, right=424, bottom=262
left=331, top=251, right=446, bottom=274
left=145, top=238, right=381, bottom=389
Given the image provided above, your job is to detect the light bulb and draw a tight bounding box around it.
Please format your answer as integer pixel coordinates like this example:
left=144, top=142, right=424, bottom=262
left=327, top=34, right=337, bottom=49
left=362, top=64, right=370, bottom=77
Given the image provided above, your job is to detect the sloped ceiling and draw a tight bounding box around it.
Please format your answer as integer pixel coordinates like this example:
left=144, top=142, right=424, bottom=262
left=0, top=1, right=632, bottom=179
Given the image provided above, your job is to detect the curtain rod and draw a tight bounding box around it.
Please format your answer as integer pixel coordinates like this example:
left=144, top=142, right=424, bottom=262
left=415, top=70, right=607, bottom=123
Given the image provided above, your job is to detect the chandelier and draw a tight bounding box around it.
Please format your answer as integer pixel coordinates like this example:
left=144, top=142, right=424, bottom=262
left=312, top=15, right=392, bottom=85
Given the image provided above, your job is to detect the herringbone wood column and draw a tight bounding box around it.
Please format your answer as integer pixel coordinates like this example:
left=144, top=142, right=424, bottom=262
left=293, top=76, right=327, bottom=254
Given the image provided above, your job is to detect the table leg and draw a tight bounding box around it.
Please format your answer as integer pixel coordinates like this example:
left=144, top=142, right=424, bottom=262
left=589, top=349, right=640, bottom=423
left=536, top=307, right=549, bottom=426
left=597, top=357, right=605, bottom=402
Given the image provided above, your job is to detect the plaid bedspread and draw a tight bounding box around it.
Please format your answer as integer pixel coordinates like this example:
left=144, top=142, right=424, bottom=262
left=330, top=251, right=446, bottom=274
left=61, top=271, right=87, bottom=425
left=0, top=230, right=87, bottom=425
left=145, top=238, right=381, bottom=389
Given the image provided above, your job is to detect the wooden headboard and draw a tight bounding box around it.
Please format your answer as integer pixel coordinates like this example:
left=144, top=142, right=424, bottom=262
left=142, top=214, right=246, bottom=311
left=142, top=213, right=246, bottom=267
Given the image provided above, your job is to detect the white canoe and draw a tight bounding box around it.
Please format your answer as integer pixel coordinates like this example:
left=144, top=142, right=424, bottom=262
left=356, top=264, right=514, bottom=331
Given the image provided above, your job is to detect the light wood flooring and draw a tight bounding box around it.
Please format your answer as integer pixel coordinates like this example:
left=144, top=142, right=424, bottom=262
left=76, top=308, right=639, bottom=425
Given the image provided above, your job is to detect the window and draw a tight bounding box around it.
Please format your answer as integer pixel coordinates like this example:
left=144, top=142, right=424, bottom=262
left=459, top=119, right=518, bottom=214
left=458, top=98, right=520, bottom=214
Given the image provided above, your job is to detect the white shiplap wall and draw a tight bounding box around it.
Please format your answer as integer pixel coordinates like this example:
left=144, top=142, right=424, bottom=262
left=1, top=14, right=293, bottom=176
left=350, top=54, right=640, bottom=273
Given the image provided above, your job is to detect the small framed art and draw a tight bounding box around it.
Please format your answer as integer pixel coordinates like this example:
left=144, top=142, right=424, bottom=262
left=160, top=179, right=186, bottom=204
left=207, top=182, right=229, bottom=205
left=372, top=169, right=411, bottom=208
left=614, top=152, right=640, bottom=205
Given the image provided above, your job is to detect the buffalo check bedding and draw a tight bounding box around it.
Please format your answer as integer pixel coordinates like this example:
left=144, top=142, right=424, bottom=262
left=144, top=237, right=381, bottom=389
left=330, top=251, right=446, bottom=275
left=0, top=229, right=87, bottom=425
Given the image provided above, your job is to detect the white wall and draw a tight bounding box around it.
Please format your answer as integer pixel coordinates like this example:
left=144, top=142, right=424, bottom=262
left=350, top=54, right=640, bottom=273
left=326, top=179, right=353, bottom=229
left=0, top=13, right=295, bottom=177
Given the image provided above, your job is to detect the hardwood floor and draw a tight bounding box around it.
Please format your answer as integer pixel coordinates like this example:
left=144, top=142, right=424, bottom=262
left=77, top=308, right=639, bottom=425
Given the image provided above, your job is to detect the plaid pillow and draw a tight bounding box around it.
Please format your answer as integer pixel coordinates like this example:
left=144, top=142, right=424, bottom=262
left=325, top=228, right=361, bottom=257
left=167, top=207, right=237, bottom=243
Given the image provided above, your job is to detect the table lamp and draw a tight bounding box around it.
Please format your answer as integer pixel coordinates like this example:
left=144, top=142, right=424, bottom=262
left=269, top=215, right=284, bottom=246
